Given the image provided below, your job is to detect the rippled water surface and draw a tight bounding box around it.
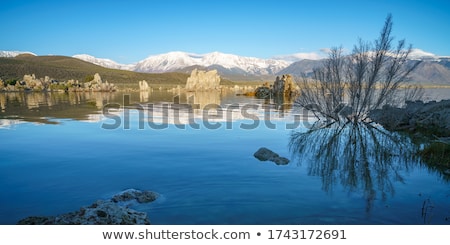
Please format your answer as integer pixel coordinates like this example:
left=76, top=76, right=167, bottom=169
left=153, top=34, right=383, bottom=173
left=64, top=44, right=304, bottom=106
left=0, top=90, right=449, bottom=224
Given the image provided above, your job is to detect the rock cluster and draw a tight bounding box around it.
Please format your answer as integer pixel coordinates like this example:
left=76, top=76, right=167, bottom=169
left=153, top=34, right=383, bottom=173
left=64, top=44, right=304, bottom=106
left=254, top=74, right=297, bottom=99
left=254, top=147, right=290, bottom=165
left=81, top=73, right=116, bottom=92
left=273, top=74, right=295, bottom=95
left=0, top=73, right=116, bottom=92
left=186, top=69, right=221, bottom=91
left=17, top=189, right=158, bottom=225
left=369, top=100, right=450, bottom=136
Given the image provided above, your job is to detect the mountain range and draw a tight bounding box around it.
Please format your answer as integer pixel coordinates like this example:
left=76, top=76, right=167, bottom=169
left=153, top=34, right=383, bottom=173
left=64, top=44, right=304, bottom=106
left=2, top=50, right=450, bottom=85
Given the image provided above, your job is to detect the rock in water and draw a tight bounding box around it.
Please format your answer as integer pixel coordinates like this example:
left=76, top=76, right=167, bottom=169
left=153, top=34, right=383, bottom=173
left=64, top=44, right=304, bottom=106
left=112, top=189, right=159, bottom=203
left=254, top=147, right=290, bottom=165
left=17, top=200, right=150, bottom=225
left=272, top=157, right=290, bottom=165
left=254, top=147, right=279, bottom=161
left=255, top=87, right=271, bottom=98
left=273, top=74, right=296, bottom=94
left=17, top=189, right=159, bottom=225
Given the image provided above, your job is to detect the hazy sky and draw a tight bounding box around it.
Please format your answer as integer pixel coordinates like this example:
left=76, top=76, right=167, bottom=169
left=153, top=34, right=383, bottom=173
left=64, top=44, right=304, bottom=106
left=1, top=0, right=449, bottom=63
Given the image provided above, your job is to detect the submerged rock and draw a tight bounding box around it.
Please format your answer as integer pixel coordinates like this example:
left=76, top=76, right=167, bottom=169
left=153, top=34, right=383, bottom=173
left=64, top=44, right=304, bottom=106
left=112, top=189, right=159, bottom=203
left=18, top=200, right=150, bottom=225
left=254, top=147, right=290, bottom=165
left=17, top=216, right=55, bottom=225
left=18, top=189, right=158, bottom=225
left=271, top=156, right=290, bottom=165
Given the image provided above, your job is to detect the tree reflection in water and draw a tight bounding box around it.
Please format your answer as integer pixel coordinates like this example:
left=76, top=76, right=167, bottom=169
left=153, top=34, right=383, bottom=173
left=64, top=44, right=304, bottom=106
left=289, top=122, right=420, bottom=212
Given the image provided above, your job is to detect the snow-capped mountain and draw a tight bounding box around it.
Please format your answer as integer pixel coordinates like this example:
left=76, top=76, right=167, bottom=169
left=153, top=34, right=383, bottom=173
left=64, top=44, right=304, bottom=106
left=272, top=52, right=327, bottom=62
left=3, top=49, right=450, bottom=84
left=73, top=54, right=135, bottom=70
left=0, top=51, right=36, bottom=57
left=407, top=49, right=441, bottom=61
left=133, top=51, right=291, bottom=75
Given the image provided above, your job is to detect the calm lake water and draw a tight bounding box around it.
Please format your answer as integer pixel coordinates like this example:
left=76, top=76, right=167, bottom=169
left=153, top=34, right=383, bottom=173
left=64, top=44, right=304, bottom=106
left=0, top=89, right=449, bottom=225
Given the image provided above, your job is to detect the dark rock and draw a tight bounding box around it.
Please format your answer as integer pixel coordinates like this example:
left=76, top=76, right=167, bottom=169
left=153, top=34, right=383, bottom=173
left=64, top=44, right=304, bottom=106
left=254, top=147, right=279, bottom=161
left=112, top=189, right=159, bottom=203
left=97, top=210, right=108, bottom=218
left=272, top=157, right=290, bottom=165
left=136, top=191, right=159, bottom=203
left=111, top=191, right=135, bottom=202
left=255, top=87, right=271, bottom=98
left=254, top=147, right=290, bottom=165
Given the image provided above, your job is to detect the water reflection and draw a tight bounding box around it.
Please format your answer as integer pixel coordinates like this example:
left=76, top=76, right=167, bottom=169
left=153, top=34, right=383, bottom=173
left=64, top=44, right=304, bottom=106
left=271, top=93, right=294, bottom=112
left=185, top=91, right=221, bottom=110
left=0, top=92, right=119, bottom=125
left=289, top=122, right=420, bottom=212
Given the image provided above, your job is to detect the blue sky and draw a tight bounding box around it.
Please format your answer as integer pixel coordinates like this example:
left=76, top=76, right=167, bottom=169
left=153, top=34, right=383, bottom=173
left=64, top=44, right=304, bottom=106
left=1, top=0, right=449, bottom=63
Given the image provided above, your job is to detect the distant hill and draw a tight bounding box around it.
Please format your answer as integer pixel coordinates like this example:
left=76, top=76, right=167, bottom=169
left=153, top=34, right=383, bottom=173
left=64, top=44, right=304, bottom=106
left=0, top=55, right=191, bottom=89
left=0, top=55, right=238, bottom=88
left=276, top=59, right=450, bottom=86
left=409, top=61, right=450, bottom=85
left=276, top=59, right=323, bottom=77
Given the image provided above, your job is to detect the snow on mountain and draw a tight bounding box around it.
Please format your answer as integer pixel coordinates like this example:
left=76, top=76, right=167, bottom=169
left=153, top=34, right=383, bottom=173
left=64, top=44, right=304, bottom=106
left=133, top=51, right=199, bottom=72
left=272, top=52, right=326, bottom=62
left=4, top=49, right=448, bottom=79
left=73, top=54, right=134, bottom=70
left=134, top=51, right=291, bottom=75
left=0, top=50, right=36, bottom=57
left=408, top=49, right=440, bottom=60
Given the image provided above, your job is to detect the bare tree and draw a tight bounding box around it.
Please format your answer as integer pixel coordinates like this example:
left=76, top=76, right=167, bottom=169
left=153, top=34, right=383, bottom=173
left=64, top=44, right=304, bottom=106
left=295, top=14, right=422, bottom=125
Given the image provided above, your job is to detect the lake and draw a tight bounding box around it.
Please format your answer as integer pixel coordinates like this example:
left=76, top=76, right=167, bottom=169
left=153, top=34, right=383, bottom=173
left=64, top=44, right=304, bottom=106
left=0, top=89, right=449, bottom=225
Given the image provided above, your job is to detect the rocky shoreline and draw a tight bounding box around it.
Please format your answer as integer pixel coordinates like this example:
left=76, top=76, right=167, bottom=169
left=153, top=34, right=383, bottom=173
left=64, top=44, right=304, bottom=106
left=17, top=189, right=158, bottom=225
left=369, top=99, right=450, bottom=137
left=370, top=99, right=450, bottom=168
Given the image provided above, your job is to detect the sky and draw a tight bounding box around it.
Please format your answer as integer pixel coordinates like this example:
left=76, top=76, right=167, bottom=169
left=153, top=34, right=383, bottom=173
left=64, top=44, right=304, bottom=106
left=1, top=0, right=449, bottom=64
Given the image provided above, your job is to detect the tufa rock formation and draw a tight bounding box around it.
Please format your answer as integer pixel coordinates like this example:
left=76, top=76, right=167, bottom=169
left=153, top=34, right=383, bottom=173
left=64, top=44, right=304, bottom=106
left=186, top=69, right=221, bottom=91
left=83, top=73, right=116, bottom=92
left=273, top=74, right=295, bottom=94
left=254, top=74, right=297, bottom=99
left=0, top=73, right=116, bottom=92
left=139, top=80, right=149, bottom=91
